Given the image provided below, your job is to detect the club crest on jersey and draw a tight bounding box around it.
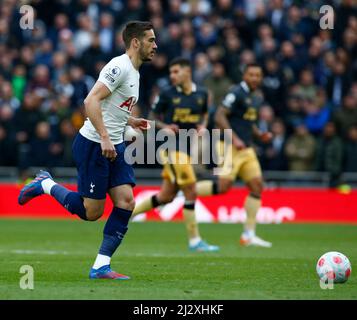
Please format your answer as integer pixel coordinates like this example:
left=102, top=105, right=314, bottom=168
left=172, top=97, right=181, bottom=104
left=197, top=97, right=204, bottom=105
left=245, top=97, right=252, bottom=105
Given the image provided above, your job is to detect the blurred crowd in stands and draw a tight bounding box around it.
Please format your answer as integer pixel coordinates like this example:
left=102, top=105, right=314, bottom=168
left=0, top=0, right=357, bottom=185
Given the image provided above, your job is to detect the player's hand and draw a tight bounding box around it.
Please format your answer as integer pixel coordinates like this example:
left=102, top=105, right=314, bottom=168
left=100, top=135, right=117, bottom=161
left=130, top=118, right=151, bottom=131
left=163, top=124, right=179, bottom=135
left=232, top=135, right=246, bottom=150
left=260, top=132, right=273, bottom=143
left=196, top=124, right=206, bottom=136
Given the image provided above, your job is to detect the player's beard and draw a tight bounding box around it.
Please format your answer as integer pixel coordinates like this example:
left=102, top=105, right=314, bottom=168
left=140, top=47, right=155, bottom=62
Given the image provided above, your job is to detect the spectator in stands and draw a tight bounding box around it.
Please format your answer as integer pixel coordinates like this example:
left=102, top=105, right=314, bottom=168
left=13, top=92, right=45, bottom=147
left=223, top=30, right=244, bottom=82
left=285, top=121, right=316, bottom=171
left=58, top=118, right=77, bottom=167
left=193, top=53, right=212, bottom=85
left=333, top=93, right=357, bottom=139
left=17, top=45, right=35, bottom=77
left=196, top=22, right=218, bottom=51
left=11, top=64, right=27, bottom=102
left=28, top=64, right=51, bottom=99
left=258, top=104, right=275, bottom=133
left=79, top=32, right=107, bottom=78
left=203, top=62, right=232, bottom=108
left=180, top=34, right=198, bottom=62
left=0, top=81, right=20, bottom=110
left=97, top=0, right=120, bottom=17
left=54, top=72, right=74, bottom=99
left=146, top=0, right=163, bottom=19
left=239, top=49, right=256, bottom=69
left=69, top=66, right=90, bottom=109
left=0, top=53, right=13, bottom=81
left=206, top=45, right=225, bottom=64
left=254, top=23, right=276, bottom=62
left=0, top=105, right=16, bottom=166
left=342, top=23, right=357, bottom=59
left=0, top=103, right=14, bottom=132
left=280, top=5, right=313, bottom=44
left=116, top=0, right=146, bottom=25
left=215, top=0, right=235, bottom=22
left=260, top=118, right=287, bottom=171
left=283, top=93, right=305, bottom=135
left=98, top=12, right=115, bottom=54
left=35, top=39, right=54, bottom=68
left=344, top=125, right=357, bottom=173
left=315, top=122, right=344, bottom=188
left=150, top=15, right=169, bottom=46
left=139, top=52, right=169, bottom=113
left=73, top=13, right=93, bottom=57
left=48, top=13, right=70, bottom=50
left=45, top=98, right=67, bottom=142
left=180, top=18, right=194, bottom=37
left=267, top=0, right=284, bottom=31
left=51, top=51, right=68, bottom=83
left=308, top=36, right=328, bottom=86
left=0, top=124, right=10, bottom=165
left=303, top=88, right=331, bottom=136
left=262, top=56, right=286, bottom=116
left=13, top=92, right=46, bottom=170
left=296, top=68, right=318, bottom=101
left=164, top=0, right=183, bottom=24
left=160, top=23, right=181, bottom=61
left=278, top=41, right=302, bottom=82
left=334, top=0, right=357, bottom=46
left=112, top=27, right=126, bottom=56
left=326, top=60, right=352, bottom=108
left=28, top=121, right=62, bottom=167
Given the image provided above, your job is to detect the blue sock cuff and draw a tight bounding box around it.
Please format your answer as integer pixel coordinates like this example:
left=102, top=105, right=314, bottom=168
left=113, top=207, right=133, bottom=219
left=103, top=207, right=132, bottom=236
left=51, top=184, right=87, bottom=220
left=99, top=207, right=133, bottom=257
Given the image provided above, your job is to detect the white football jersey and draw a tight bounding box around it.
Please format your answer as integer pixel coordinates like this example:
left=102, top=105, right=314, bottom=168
left=79, top=53, right=140, bottom=144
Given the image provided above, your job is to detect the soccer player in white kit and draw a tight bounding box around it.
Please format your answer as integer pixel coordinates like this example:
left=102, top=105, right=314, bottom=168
left=18, top=21, right=157, bottom=280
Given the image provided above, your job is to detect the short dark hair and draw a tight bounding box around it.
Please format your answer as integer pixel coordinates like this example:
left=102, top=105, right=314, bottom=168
left=169, top=57, right=191, bottom=69
left=122, top=21, right=154, bottom=49
left=243, top=63, right=262, bottom=74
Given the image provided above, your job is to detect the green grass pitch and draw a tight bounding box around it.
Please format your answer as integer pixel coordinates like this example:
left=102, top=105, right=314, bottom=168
left=0, top=219, right=356, bottom=300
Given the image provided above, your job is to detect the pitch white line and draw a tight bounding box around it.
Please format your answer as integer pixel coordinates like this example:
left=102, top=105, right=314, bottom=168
left=0, top=249, right=70, bottom=255
left=0, top=249, right=223, bottom=258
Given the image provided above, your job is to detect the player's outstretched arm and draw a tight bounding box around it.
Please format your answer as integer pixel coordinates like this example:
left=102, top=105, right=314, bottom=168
left=127, top=116, right=151, bottom=131
left=84, top=81, right=117, bottom=161
left=147, top=110, right=179, bottom=134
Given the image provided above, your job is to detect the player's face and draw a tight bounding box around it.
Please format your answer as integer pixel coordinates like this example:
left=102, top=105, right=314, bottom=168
left=169, top=65, right=190, bottom=87
left=243, top=67, right=263, bottom=91
left=139, top=29, right=157, bottom=62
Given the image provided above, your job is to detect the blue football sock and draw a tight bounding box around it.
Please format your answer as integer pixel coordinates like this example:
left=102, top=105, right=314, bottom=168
left=50, top=184, right=87, bottom=220
left=98, top=207, right=132, bottom=257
